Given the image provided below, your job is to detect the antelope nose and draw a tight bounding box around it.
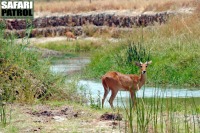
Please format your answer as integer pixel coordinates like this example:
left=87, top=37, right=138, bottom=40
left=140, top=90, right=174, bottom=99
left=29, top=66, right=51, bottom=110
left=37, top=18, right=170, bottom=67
left=142, top=71, right=146, bottom=74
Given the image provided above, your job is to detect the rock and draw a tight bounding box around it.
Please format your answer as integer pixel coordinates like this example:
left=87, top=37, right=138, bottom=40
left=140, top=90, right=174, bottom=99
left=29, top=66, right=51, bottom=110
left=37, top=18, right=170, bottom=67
left=3, top=10, right=171, bottom=39
left=5, top=11, right=169, bottom=30
left=3, top=11, right=170, bottom=38
left=53, top=116, right=65, bottom=122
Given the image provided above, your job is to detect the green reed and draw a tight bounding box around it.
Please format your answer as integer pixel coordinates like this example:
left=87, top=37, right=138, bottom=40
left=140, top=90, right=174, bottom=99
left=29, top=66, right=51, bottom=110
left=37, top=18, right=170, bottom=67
left=0, top=100, right=6, bottom=127
left=120, top=84, right=200, bottom=133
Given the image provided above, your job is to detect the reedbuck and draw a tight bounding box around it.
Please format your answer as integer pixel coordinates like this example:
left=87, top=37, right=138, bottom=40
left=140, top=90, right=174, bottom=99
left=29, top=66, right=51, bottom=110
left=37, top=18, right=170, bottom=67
left=101, top=61, right=152, bottom=109
left=66, top=31, right=77, bottom=40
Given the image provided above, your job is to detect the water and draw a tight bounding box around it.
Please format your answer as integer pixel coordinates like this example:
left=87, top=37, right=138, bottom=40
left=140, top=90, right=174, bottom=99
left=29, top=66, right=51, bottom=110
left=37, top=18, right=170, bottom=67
left=77, top=80, right=200, bottom=107
left=78, top=80, right=200, bottom=98
left=50, top=57, right=90, bottom=74
left=50, top=57, right=200, bottom=107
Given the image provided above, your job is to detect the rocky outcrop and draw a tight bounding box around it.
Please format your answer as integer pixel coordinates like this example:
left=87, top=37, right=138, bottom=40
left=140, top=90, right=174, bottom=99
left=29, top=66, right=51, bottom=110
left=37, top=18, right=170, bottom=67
left=6, top=12, right=168, bottom=30
left=4, top=11, right=169, bottom=38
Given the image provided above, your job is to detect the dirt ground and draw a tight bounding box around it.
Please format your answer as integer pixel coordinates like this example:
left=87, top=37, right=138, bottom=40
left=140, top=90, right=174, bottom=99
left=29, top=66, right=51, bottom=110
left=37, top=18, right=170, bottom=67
left=1, top=103, right=126, bottom=133
left=16, top=36, right=118, bottom=45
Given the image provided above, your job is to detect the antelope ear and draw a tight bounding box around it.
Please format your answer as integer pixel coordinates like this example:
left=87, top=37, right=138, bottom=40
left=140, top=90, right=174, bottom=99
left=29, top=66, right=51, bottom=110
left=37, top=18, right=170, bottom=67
left=135, top=61, right=141, bottom=67
left=146, top=60, right=152, bottom=65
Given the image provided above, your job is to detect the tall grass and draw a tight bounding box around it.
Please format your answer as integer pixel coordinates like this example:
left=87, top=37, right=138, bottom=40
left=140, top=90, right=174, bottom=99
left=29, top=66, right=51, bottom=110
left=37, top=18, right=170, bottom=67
left=0, top=38, right=66, bottom=103
left=35, top=39, right=102, bottom=53
left=0, top=21, right=83, bottom=104
left=0, top=101, right=7, bottom=127
left=83, top=13, right=200, bottom=87
left=119, top=88, right=200, bottom=132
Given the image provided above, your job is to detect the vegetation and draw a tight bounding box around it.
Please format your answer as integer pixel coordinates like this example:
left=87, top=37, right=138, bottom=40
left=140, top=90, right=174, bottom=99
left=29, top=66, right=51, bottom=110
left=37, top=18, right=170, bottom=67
left=0, top=23, right=84, bottom=126
left=83, top=13, right=200, bottom=87
left=1, top=0, right=200, bottom=132
left=35, top=0, right=197, bottom=13
left=31, top=9, right=200, bottom=132
left=35, top=39, right=103, bottom=53
left=78, top=11, right=200, bottom=132
left=129, top=96, right=200, bottom=132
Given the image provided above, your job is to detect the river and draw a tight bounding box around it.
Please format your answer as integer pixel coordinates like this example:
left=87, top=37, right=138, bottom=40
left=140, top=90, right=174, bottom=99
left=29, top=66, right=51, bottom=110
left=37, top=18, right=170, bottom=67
left=50, top=57, right=200, bottom=107
left=50, top=56, right=90, bottom=74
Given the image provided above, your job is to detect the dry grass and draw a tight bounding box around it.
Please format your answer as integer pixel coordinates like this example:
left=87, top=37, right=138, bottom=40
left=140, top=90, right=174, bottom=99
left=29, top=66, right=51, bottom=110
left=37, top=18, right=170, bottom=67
left=157, top=12, right=200, bottom=39
left=35, top=0, right=197, bottom=13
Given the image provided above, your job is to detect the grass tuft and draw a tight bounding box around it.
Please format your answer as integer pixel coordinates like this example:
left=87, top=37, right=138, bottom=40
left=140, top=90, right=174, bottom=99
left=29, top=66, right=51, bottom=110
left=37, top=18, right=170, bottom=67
left=83, top=13, right=200, bottom=87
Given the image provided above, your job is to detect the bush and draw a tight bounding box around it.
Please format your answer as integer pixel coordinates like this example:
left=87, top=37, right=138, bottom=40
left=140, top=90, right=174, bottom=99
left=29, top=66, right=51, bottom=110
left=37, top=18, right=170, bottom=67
left=0, top=23, right=81, bottom=103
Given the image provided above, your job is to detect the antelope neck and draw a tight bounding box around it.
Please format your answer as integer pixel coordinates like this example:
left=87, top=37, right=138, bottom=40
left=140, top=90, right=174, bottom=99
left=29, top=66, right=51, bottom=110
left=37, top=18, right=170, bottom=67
left=138, top=72, right=146, bottom=89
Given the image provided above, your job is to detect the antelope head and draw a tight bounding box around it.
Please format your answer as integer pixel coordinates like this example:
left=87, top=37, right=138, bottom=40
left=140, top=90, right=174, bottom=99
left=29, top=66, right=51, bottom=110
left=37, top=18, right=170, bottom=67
left=135, top=61, right=152, bottom=74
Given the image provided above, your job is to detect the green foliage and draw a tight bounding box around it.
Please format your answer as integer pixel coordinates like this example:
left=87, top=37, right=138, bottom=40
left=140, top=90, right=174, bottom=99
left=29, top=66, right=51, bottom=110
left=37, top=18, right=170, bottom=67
left=35, top=40, right=101, bottom=53
left=82, top=43, right=116, bottom=79
left=0, top=23, right=82, bottom=104
left=83, top=32, right=200, bottom=86
left=88, top=90, right=101, bottom=110
left=0, top=41, right=67, bottom=103
left=120, top=95, right=200, bottom=132
left=0, top=102, right=7, bottom=127
left=83, top=14, right=200, bottom=86
left=126, top=42, right=151, bottom=63
left=133, top=97, right=200, bottom=132
left=65, top=79, right=87, bottom=104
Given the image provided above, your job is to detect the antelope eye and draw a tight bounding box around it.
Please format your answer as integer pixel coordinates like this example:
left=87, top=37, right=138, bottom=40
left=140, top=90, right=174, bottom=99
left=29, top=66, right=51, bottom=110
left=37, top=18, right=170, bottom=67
left=146, top=66, right=148, bottom=67
left=140, top=65, right=142, bottom=67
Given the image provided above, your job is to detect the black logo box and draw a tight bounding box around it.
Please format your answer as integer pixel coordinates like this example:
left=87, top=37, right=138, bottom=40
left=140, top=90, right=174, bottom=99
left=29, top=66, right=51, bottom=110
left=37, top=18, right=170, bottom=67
left=0, top=0, right=34, bottom=19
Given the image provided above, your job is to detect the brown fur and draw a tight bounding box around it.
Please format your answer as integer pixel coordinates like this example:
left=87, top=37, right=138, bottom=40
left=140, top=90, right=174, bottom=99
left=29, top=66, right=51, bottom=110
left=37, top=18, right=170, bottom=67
left=65, top=31, right=77, bottom=40
left=101, top=61, right=152, bottom=109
